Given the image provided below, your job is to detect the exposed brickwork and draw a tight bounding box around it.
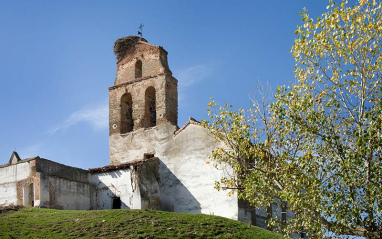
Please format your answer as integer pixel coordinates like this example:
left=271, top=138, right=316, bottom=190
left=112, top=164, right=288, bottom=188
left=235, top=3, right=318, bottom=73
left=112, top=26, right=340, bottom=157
left=115, top=41, right=171, bottom=85
left=109, top=37, right=178, bottom=138
left=109, top=74, right=177, bottom=135
left=16, top=160, right=40, bottom=206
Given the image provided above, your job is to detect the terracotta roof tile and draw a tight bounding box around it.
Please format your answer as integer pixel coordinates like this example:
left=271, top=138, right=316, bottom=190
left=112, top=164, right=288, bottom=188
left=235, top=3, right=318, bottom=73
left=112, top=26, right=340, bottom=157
left=88, top=157, right=158, bottom=173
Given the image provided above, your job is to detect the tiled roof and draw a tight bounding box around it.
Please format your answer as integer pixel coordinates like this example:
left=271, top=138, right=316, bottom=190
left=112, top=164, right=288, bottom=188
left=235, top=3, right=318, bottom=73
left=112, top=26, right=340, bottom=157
left=88, top=156, right=158, bottom=173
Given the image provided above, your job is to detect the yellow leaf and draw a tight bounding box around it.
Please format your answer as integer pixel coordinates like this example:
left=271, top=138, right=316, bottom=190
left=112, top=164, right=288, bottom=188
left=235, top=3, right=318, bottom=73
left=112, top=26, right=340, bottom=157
left=341, top=2, right=344, bottom=8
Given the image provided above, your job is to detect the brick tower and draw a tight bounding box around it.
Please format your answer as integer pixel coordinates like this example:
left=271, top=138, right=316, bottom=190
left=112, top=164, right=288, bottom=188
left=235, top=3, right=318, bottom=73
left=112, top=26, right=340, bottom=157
left=109, top=36, right=178, bottom=164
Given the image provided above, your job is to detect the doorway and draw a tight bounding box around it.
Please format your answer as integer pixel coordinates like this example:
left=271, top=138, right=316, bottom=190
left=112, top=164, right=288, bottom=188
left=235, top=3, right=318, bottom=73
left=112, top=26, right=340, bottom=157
left=112, top=197, right=121, bottom=209
left=23, top=183, right=34, bottom=207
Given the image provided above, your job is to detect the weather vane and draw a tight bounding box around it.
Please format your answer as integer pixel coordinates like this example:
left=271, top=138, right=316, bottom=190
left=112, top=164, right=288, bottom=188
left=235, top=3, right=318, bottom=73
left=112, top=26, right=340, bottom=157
left=138, top=23, right=144, bottom=38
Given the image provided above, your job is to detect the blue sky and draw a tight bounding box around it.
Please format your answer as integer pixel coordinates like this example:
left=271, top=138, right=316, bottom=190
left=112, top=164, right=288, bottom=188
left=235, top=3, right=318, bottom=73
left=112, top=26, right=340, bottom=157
left=0, top=1, right=330, bottom=169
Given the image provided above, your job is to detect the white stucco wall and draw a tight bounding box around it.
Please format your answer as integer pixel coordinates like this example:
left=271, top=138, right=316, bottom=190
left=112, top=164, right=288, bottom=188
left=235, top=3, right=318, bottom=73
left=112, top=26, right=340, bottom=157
left=0, top=161, right=31, bottom=184
left=160, top=124, right=238, bottom=220
left=110, top=122, right=238, bottom=218
left=91, top=169, right=139, bottom=209
left=109, top=124, right=177, bottom=164
left=108, top=122, right=239, bottom=220
left=0, top=182, right=17, bottom=207
left=0, top=162, right=31, bottom=207
left=0, top=122, right=239, bottom=221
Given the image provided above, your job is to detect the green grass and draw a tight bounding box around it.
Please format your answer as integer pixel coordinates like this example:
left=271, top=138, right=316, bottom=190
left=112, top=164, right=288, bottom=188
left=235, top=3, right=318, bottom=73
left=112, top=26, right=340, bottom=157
left=0, top=207, right=284, bottom=238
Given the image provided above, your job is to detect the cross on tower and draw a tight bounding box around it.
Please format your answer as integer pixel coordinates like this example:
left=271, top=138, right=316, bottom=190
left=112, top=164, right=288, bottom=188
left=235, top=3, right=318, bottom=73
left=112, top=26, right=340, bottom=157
left=138, top=23, right=144, bottom=38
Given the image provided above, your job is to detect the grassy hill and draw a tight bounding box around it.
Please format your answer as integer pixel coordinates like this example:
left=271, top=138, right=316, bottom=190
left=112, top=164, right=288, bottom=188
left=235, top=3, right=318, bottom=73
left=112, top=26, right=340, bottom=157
left=0, top=207, right=284, bottom=238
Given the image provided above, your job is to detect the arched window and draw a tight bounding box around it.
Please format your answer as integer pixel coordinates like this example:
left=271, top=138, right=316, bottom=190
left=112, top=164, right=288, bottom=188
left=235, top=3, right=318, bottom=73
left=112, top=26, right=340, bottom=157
left=144, top=86, right=156, bottom=128
left=120, top=93, right=133, bottom=133
left=135, top=60, right=142, bottom=78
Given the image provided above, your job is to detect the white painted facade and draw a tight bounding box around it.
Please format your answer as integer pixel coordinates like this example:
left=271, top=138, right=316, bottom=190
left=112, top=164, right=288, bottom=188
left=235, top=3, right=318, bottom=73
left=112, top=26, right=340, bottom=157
left=160, top=123, right=238, bottom=219
left=0, top=160, right=32, bottom=207
left=91, top=169, right=138, bottom=209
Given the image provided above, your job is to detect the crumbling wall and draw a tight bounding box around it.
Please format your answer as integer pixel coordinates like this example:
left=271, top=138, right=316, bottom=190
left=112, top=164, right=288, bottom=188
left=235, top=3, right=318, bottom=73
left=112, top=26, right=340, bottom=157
left=0, top=160, right=40, bottom=207
left=109, top=123, right=177, bottom=164
left=113, top=36, right=148, bottom=61
left=37, top=159, right=91, bottom=210
left=137, top=158, right=161, bottom=210
left=114, top=41, right=171, bottom=85
left=91, top=169, right=137, bottom=209
left=90, top=158, right=160, bottom=210
left=0, top=162, right=30, bottom=206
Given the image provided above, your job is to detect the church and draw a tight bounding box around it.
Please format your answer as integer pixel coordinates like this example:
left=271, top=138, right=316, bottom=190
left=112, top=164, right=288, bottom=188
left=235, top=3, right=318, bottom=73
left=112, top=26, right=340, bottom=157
left=0, top=36, right=291, bottom=229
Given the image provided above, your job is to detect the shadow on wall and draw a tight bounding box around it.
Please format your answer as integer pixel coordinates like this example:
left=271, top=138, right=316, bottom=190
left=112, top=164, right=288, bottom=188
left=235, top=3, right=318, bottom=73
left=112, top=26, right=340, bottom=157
left=108, top=171, right=123, bottom=179
left=92, top=174, right=129, bottom=210
left=159, top=161, right=201, bottom=214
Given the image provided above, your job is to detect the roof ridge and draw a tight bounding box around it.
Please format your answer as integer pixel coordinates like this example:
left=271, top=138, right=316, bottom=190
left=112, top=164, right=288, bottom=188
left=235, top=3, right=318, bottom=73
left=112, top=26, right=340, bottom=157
left=174, top=117, right=201, bottom=136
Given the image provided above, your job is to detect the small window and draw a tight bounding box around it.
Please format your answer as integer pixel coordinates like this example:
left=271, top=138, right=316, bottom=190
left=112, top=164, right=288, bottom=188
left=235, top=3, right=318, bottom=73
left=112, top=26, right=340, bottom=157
left=135, top=60, right=142, bottom=78
left=112, top=197, right=121, bottom=209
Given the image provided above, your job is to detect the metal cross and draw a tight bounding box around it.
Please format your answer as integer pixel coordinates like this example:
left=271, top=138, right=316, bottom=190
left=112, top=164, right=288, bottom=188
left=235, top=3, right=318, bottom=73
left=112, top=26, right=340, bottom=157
left=138, top=23, right=144, bottom=37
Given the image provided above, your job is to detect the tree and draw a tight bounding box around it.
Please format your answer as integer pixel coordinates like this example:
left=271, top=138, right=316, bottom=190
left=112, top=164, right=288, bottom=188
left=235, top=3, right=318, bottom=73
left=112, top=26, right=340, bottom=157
left=203, top=1, right=382, bottom=238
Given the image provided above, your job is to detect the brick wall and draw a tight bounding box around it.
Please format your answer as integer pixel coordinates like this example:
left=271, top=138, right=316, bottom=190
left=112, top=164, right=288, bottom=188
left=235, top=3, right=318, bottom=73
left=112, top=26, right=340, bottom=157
left=109, top=39, right=178, bottom=138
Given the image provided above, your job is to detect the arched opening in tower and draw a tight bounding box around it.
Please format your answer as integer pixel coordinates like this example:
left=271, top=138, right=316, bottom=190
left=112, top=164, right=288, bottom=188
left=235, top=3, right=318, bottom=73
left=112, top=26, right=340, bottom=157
left=135, top=60, right=142, bottom=78
left=120, top=93, right=133, bottom=133
left=145, top=86, right=156, bottom=128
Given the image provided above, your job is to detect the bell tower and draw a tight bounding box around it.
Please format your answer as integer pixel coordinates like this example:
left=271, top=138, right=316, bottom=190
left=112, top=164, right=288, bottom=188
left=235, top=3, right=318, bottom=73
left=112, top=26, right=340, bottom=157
left=109, top=36, right=178, bottom=164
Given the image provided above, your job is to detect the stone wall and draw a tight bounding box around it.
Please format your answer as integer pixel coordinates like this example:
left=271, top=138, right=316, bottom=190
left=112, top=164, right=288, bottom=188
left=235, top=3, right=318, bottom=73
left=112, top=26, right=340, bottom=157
left=37, top=159, right=92, bottom=210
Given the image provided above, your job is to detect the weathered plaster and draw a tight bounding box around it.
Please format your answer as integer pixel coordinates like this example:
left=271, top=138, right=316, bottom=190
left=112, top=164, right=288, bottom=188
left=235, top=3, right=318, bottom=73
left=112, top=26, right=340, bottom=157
left=90, top=158, right=160, bottom=210
left=161, top=123, right=238, bottom=220
left=0, top=160, right=40, bottom=207
left=36, top=159, right=91, bottom=210
left=109, top=123, right=177, bottom=164
left=91, top=169, right=137, bottom=209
